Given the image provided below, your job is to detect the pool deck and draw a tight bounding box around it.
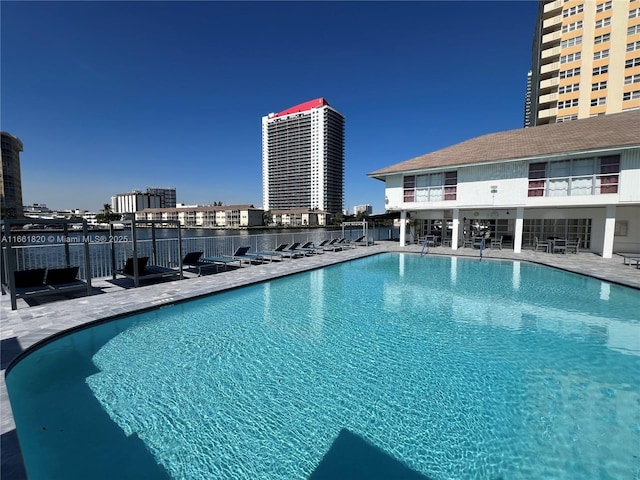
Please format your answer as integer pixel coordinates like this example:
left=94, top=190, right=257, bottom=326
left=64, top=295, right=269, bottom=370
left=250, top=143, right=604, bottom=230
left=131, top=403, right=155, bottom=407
left=2, top=242, right=639, bottom=478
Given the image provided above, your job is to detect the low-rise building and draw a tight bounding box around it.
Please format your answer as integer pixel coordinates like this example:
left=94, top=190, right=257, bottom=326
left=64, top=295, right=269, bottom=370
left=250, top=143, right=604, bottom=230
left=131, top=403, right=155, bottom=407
left=268, top=209, right=330, bottom=226
left=136, top=205, right=264, bottom=228
left=368, top=110, right=640, bottom=257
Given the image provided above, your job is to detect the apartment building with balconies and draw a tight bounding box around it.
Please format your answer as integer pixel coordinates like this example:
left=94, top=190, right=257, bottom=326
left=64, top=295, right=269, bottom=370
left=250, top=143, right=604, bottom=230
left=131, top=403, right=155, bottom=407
left=529, top=0, right=640, bottom=126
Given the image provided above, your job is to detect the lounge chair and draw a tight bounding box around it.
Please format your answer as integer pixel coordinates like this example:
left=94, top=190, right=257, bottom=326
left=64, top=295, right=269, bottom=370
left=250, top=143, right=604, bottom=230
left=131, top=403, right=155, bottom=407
left=322, top=238, right=343, bottom=252
left=4, top=266, right=92, bottom=309
left=491, top=236, right=503, bottom=250
left=298, top=241, right=323, bottom=255
left=182, top=251, right=219, bottom=276
left=230, top=246, right=264, bottom=265
left=280, top=242, right=305, bottom=258
left=254, top=243, right=288, bottom=261
left=341, top=236, right=367, bottom=248
left=118, top=256, right=182, bottom=286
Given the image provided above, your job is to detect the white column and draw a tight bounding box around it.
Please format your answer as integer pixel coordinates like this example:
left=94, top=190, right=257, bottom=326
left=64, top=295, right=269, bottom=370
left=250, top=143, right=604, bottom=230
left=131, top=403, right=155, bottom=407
left=399, top=210, right=407, bottom=246
left=514, top=207, right=524, bottom=253
left=602, top=205, right=616, bottom=259
left=452, top=209, right=460, bottom=250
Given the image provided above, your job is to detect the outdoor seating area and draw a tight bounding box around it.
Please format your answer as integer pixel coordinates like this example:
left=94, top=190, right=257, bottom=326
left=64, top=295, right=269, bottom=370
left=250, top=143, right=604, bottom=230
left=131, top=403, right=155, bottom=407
left=110, top=219, right=183, bottom=287
left=1, top=218, right=94, bottom=310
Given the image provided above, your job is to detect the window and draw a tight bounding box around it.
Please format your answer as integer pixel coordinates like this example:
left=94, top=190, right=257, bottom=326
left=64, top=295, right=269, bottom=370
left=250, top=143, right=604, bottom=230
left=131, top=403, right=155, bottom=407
left=590, top=97, right=607, bottom=106
left=595, top=17, right=611, bottom=28
left=630, top=8, right=640, bottom=18
left=594, top=33, right=610, bottom=44
left=528, top=163, right=546, bottom=197
left=558, top=98, right=579, bottom=109
left=629, top=25, right=640, bottom=35
left=592, top=81, right=607, bottom=91
left=594, top=49, right=609, bottom=60
left=444, top=172, right=457, bottom=200
left=563, top=20, right=583, bottom=33
left=560, top=52, right=582, bottom=64
left=560, top=67, right=581, bottom=79
left=557, top=114, right=578, bottom=123
left=600, top=156, right=619, bottom=194
left=596, top=0, right=612, bottom=12
left=561, top=36, right=582, bottom=48
left=403, top=176, right=415, bottom=202
left=403, top=172, right=457, bottom=203
left=626, top=57, right=640, bottom=68
left=563, top=4, right=584, bottom=17
left=623, top=90, right=640, bottom=100
left=527, top=155, right=619, bottom=197
left=593, top=65, right=609, bottom=75
left=628, top=41, right=640, bottom=52
left=625, top=74, right=640, bottom=84
left=559, top=83, right=580, bottom=94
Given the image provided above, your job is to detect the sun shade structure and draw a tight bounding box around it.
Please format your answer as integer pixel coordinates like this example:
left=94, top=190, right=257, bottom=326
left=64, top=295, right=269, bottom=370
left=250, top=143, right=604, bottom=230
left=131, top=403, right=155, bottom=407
left=1, top=218, right=93, bottom=310
left=110, top=219, right=183, bottom=287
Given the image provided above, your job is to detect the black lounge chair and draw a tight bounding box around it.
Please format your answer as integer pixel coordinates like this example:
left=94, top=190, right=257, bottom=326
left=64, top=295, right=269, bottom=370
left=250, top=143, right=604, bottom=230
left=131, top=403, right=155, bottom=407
left=230, top=246, right=264, bottom=265
left=182, top=251, right=219, bottom=276
left=254, top=244, right=288, bottom=261
left=4, top=266, right=92, bottom=309
left=280, top=242, right=304, bottom=258
left=118, top=256, right=181, bottom=285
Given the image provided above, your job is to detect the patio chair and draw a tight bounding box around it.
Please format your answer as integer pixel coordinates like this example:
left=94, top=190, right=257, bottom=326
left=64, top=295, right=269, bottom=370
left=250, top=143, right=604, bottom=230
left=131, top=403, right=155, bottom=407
left=552, top=239, right=567, bottom=254
left=566, top=237, right=580, bottom=254
left=534, top=237, right=549, bottom=253
left=491, top=236, right=503, bottom=250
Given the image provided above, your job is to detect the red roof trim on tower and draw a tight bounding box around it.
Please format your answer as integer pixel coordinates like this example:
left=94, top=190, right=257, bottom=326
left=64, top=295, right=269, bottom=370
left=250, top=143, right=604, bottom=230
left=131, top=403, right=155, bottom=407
left=273, top=98, right=329, bottom=118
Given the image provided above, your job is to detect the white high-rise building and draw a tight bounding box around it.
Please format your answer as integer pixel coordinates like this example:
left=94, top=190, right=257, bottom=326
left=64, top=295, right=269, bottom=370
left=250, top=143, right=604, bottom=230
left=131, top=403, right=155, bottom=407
left=262, top=98, right=345, bottom=214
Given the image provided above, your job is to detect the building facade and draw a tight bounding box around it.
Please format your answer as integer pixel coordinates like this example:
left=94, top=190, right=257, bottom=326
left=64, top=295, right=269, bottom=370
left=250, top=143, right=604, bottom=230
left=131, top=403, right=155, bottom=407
left=262, top=98, right=345, bottom=214
left=112, top=191, right=162, bottom=214
left=529, top=0, right=640, bottom=126
left=268, top=209, right=330, bottom=227
left=368, top=110, right=640, bottom=258
left=146, top=187, right=176, bottom=208
left=353, top=204, right=373, bottom=216
left=136, top=205, right=263, bottom=228
left=1, top=131, right=24, bottom=219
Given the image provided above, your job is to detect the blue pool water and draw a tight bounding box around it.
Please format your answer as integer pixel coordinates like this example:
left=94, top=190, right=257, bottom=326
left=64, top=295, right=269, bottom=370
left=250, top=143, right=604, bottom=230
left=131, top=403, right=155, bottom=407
left=7, top=253, right=640, bottom=479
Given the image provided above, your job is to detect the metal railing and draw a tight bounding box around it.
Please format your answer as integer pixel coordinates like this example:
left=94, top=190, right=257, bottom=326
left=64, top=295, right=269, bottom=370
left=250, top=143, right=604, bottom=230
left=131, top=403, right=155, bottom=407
left=3, top=230, right=356, bottom=282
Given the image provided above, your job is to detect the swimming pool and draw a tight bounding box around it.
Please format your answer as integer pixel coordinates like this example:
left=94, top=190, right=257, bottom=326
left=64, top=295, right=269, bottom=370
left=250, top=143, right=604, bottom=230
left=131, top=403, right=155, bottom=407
left=6, top=253, right=640, bottom=479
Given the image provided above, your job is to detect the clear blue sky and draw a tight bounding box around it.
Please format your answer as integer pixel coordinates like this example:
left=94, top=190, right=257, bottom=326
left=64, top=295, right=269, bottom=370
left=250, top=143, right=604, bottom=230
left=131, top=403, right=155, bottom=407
left=2, top=1, right=539, bottom=214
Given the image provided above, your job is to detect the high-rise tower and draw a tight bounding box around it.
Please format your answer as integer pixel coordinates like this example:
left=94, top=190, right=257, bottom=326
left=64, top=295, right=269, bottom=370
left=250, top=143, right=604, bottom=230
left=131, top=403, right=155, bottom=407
left=529, top=0, right=640, bottom=125
left=262, top=98, right=345, bottom=214
left=1, top=131, right=25, bottom=219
